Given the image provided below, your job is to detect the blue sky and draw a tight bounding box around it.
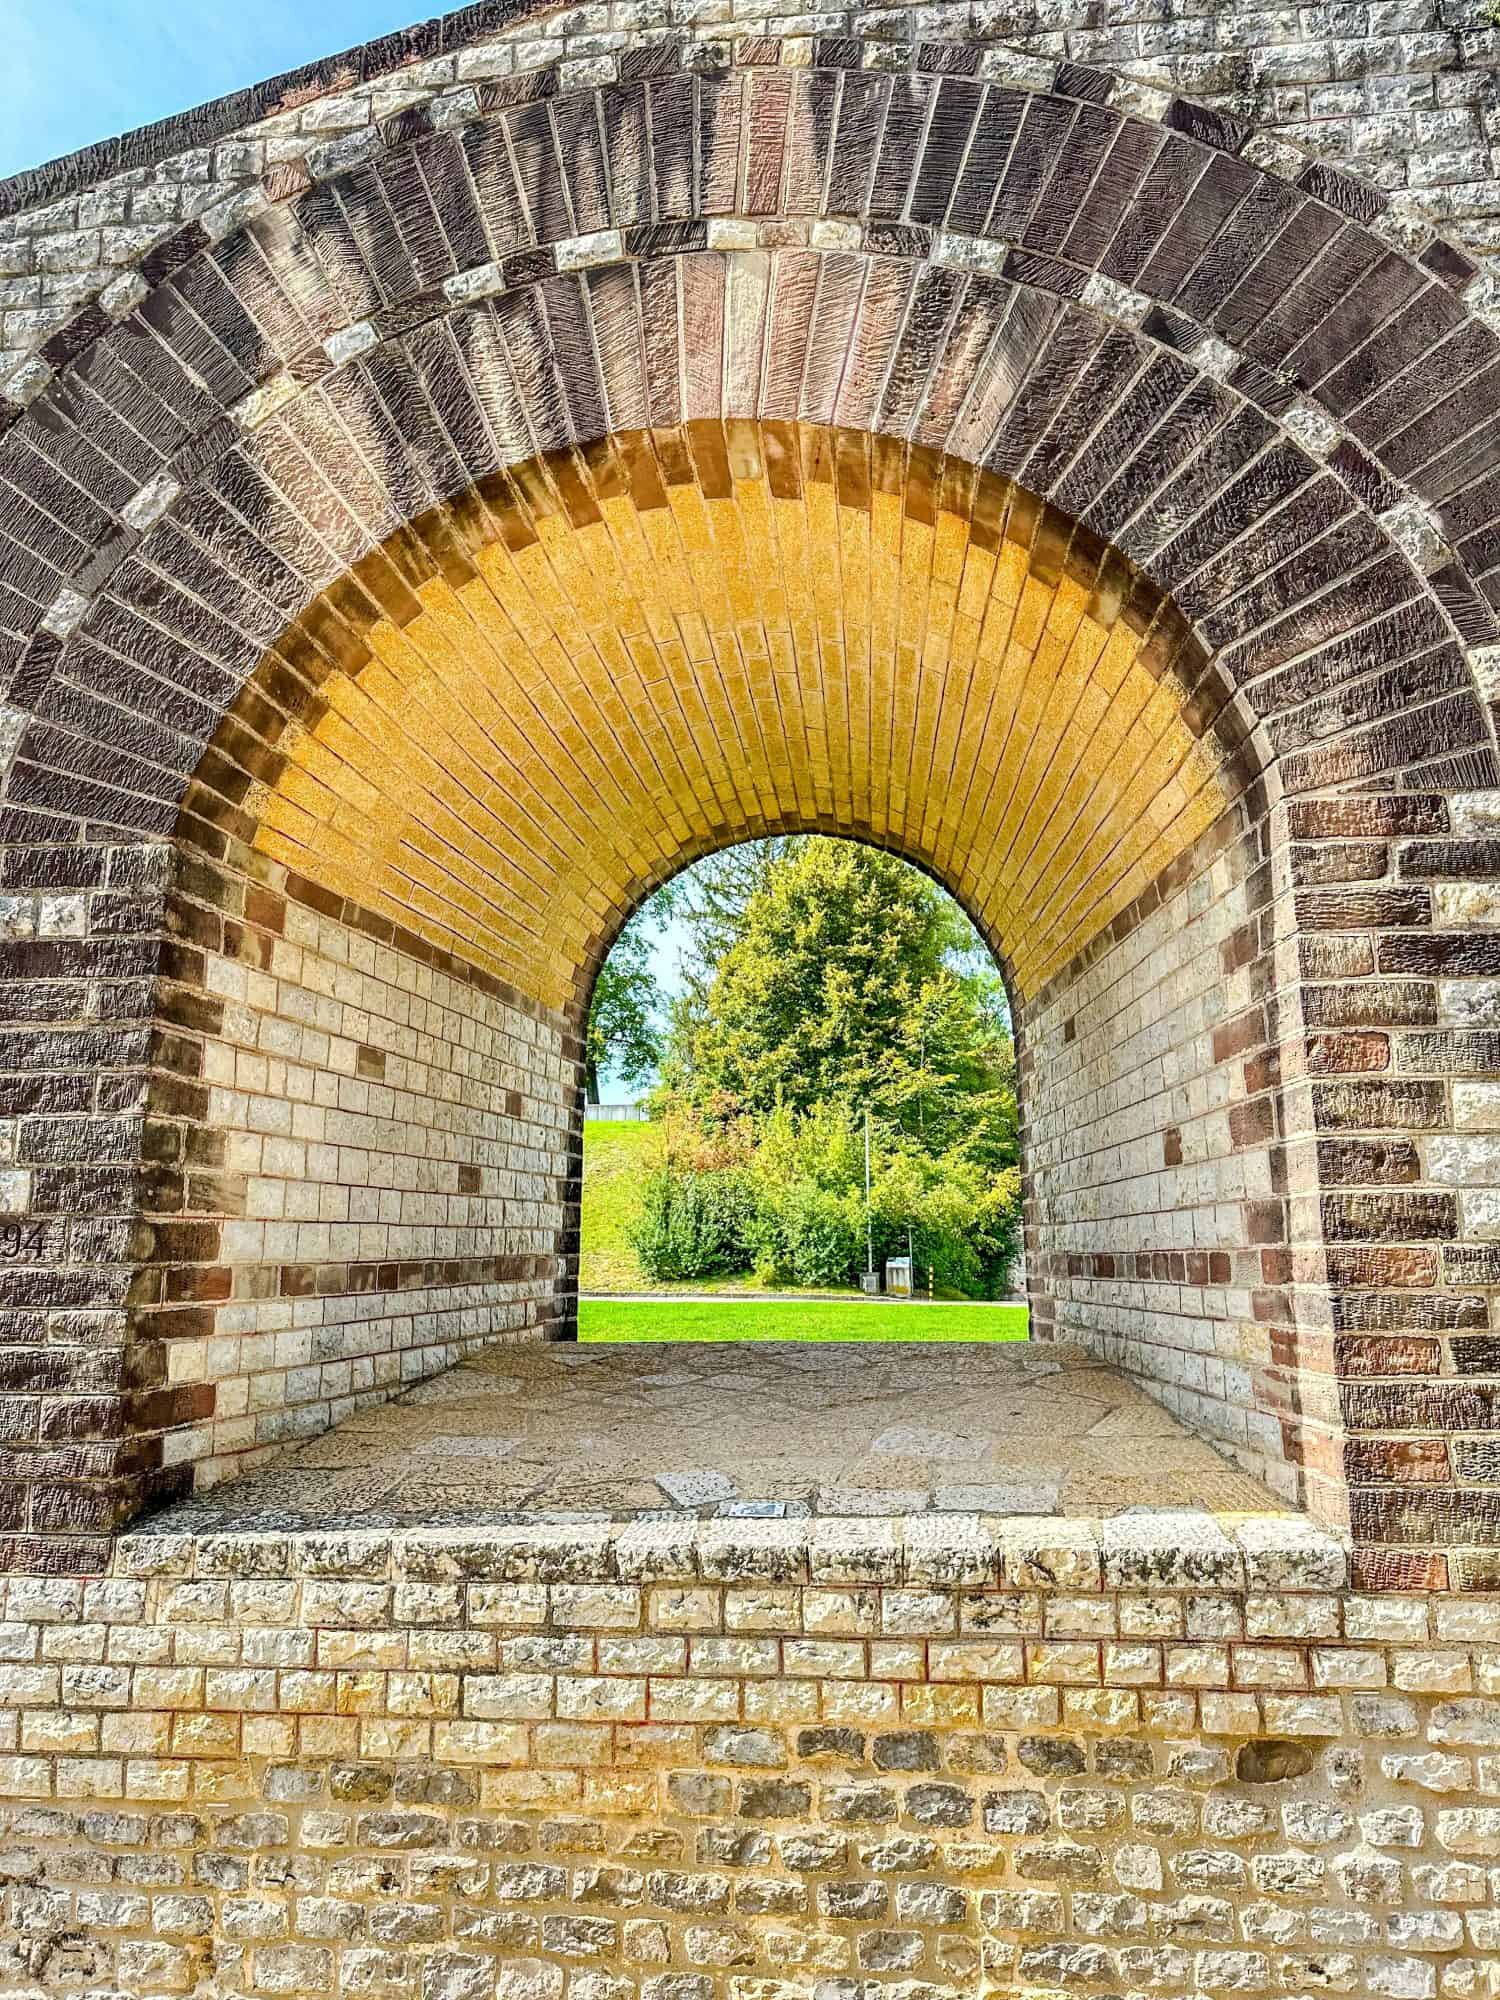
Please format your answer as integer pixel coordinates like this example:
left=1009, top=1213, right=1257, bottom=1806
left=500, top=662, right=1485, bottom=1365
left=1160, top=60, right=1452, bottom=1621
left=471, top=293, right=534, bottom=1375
left=6, top=0, right=436, bottom=178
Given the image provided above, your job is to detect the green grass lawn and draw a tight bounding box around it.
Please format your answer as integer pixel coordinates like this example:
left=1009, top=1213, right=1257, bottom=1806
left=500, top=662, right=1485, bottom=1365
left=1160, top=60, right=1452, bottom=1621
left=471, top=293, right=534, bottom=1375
left=579, top=1298, right=1030, bottom=1342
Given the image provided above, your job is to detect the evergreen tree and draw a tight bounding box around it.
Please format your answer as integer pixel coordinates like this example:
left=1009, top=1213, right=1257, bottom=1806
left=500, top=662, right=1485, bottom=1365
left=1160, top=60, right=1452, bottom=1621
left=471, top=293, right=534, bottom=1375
left=661, top=838, right=1017, bottom=1165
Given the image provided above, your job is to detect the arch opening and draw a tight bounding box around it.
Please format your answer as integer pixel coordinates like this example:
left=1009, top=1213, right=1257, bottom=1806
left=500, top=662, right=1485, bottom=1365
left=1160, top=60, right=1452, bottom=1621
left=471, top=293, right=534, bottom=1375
left=576, top=831, right=1027, bottom=1301
left=127, top=419, right=1303, bottom=1519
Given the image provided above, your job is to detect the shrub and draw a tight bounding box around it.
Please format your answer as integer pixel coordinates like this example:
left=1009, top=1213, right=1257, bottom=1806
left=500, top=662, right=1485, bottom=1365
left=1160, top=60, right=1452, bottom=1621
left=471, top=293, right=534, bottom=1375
left=782, top=1183, right=865, bottom=1287
left=629, top=1099, right=1024, bottom=1296
left=628, top=1166, right=755, bottom=1281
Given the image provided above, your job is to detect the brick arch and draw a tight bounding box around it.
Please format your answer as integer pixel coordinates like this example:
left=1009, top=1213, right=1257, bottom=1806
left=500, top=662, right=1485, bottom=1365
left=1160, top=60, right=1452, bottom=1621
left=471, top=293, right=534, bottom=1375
left=3, top=51, right=1499, bottom=811
left=2, top=39, right=1500, bottom=1581
left=191, top=422, right=1231, bottom=1016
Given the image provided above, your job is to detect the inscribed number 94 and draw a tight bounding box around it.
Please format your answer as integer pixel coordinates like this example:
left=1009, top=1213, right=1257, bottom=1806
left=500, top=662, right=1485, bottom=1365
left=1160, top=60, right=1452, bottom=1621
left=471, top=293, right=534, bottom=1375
left=0, top=1222, right=47, bottom=1260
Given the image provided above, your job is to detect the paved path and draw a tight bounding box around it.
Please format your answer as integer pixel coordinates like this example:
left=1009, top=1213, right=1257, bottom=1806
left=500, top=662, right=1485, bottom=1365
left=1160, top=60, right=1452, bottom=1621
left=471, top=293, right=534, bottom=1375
left=161, top=1342, right=1285, bottom=1532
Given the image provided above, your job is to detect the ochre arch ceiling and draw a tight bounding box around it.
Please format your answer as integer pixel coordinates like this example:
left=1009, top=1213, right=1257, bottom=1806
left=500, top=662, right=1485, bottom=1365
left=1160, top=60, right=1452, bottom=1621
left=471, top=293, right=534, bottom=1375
left=183, top=421, right=1237, bottom=1011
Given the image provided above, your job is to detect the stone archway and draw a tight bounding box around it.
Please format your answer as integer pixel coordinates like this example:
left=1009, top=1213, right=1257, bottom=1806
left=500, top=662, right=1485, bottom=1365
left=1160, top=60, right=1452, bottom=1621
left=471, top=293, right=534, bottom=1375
left=1, top=35, right=1499, bottom=1588
left=153, top=419, right=1259, bottom=1501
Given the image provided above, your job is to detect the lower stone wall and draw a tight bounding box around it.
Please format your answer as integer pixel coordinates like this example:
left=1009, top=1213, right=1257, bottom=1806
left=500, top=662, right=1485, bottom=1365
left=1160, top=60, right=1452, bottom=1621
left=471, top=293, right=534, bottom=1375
left=138, top=855, right=575, bottom=1494
left=1, top=1515, right=1496, bottom=2000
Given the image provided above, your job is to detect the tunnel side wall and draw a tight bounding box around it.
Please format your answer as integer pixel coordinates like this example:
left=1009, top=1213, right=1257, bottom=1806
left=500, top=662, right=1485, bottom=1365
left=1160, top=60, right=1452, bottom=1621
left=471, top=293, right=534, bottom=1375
left=1021, top=812, right=1295, bottom=1499
left=136, top=856, right=575, bottom=1498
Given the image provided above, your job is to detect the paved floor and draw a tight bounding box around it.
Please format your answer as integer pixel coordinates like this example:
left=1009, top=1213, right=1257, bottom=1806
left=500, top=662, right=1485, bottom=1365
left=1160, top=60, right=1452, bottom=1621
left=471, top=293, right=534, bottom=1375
left=165, top=1342, right=1286, bottom=1530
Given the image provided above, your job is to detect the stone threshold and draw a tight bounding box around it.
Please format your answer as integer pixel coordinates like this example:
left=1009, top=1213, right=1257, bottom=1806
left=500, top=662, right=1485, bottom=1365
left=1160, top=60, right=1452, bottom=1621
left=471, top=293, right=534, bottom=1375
left=114, top=1510, right=1349, bottom=1594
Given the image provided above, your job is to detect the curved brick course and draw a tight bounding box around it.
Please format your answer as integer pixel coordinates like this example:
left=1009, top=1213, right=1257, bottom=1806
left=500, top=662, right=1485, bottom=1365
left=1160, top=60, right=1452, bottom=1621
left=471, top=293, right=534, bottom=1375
left=4, top=0, right=1500, bottom=399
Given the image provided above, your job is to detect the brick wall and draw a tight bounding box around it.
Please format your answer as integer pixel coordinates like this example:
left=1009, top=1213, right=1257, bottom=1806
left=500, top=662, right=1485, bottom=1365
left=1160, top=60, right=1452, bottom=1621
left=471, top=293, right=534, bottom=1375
left=4, top=24, right=1500, bottom=1577
left=133, top=857, right=572, bottom=1495
left=2, top=0, right=1500, bottom=400
left=1025, top=813, right=1294, bottom=1498
left=0, top=1515, right=1496, bottom=2000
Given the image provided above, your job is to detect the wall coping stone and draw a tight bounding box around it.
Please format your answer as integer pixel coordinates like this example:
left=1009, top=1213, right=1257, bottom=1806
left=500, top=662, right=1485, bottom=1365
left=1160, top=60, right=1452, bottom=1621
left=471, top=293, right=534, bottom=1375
left=112, top=1511, right=1350, bottom=1592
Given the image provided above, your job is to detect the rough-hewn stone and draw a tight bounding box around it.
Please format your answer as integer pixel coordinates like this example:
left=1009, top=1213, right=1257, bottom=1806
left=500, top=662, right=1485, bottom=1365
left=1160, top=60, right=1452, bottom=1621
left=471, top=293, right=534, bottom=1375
left=0, top=1518, right=1496, bottom=2000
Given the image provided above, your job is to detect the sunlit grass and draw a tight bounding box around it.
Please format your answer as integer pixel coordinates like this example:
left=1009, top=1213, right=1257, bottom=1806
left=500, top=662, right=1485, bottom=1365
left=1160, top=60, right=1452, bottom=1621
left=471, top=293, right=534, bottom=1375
left=579, top=1299, right=1030, bottom=1342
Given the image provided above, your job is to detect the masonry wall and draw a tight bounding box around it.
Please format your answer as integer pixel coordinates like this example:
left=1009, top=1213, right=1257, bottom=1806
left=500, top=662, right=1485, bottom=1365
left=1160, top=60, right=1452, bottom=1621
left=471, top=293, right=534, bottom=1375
left=1024, top=814, right=1293, bottom=1499
left=134, top=855, right=574, bottom=1496
left=3, top=0, right=1500, bottom=402
left=0, top=1517, right=1496, bottom=2000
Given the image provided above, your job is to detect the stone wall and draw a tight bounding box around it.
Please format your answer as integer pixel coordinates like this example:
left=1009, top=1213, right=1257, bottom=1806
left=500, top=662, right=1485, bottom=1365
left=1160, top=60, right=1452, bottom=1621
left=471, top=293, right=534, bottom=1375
left=3, top=0, right=1500, bottom=400
left=1024, top=815, right=1291, bottom=1497
left=1, top=1515, right=1497, bottom=2000
left=134, top=857, right=572, bottom=1496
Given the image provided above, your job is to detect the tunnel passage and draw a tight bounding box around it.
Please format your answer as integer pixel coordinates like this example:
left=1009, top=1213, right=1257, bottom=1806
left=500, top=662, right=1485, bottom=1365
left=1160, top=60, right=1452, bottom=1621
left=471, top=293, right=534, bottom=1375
left=2, top=35, right=1500, bottom=1582
left=139, top=421, right=1278, bottom=1513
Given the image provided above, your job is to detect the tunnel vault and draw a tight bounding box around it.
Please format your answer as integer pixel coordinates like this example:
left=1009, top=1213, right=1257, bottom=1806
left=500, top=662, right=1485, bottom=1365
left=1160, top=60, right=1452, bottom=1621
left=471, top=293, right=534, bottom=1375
left=2, top=28, right=1500, bottom=1584
left=187, top=423, right=1230, bottom=1015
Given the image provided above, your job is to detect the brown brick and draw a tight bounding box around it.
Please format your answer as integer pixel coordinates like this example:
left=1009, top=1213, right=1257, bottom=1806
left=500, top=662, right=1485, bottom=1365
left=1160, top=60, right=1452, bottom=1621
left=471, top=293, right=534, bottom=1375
left=1295, top=888, right=1430, bottom=931
left=1302, top=982, right=1436, bottom=1029
left=1343, top=1436, right=1451, bottom=1484
left=1321, top=1192, right=1457, bottom=1243
left=1349, top=1487, right=1500, bottom=1546
left=1333, top=1290, right=1489, bottom=1332
left=1397, top=839, right=1500, bottom=879
left=1288, top=798, right=1448, bottom=839
left=1381, top=934, right=1500, bottom=976
left=1311, top=1080, right=1447, bottom=1130
left=1348, top=1547, right=1449, bottom=1592
left=1290, top=841, right=1388, bottom=885
left=1395, top=1031, right=1500, bottom=1075
left=1213, top=1007, right=1266, bottom=1063
left=1326, top=1246, right=1440, bottom=1288
left=1317, top=1138, right=1419, bottom=1185
left=1334, top=1334, right=1441, bottom=1376
left=1229, top=1097, right=1277, bottom=1148
left=1300, top=935, right=1375, bottom=978
left=1306, top=1032, right=1389, bottom=1075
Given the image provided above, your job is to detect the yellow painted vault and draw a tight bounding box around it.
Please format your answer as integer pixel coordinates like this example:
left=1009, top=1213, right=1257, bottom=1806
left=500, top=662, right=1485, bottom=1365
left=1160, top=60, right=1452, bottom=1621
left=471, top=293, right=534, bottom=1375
left=187, top=422, right=1233, bottom=1011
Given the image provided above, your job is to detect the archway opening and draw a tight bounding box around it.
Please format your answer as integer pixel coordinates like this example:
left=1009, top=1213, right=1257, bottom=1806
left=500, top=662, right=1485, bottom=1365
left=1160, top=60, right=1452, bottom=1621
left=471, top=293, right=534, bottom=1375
left=579, top=833, right=1026, bottom=1320
left=137, top=418, right=1295, bottom=1524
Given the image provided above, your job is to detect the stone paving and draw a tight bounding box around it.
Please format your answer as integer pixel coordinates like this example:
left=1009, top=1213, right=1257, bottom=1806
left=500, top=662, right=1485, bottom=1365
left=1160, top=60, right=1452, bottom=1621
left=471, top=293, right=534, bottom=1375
left=154, top=1341, right=1287, bottom=1533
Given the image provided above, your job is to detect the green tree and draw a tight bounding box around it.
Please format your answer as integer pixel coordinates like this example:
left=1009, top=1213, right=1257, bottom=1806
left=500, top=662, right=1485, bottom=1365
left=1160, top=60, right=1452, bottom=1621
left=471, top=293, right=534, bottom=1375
left=585, top=899, right=668, bottom=1104
left=661, top=839, right=790, bottom=1007
left=662, top=838, right=1017, bottom=1165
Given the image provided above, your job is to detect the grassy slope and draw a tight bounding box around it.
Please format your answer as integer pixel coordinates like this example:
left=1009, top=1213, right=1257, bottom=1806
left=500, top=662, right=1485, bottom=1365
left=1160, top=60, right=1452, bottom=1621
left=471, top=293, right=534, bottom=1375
left=581, top=1117, right=811, bottom=1295
left=578, top=1118, right=658, bottom=1293
left=579, top=1299, right=1030, bottom=1341
left=579, top=1119, right=1027, bottom=1332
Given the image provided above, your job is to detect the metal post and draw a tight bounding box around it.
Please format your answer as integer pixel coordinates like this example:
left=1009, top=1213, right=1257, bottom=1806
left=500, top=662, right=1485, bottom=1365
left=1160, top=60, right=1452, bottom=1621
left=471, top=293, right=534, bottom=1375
left=864, top=1108, right=874, bottom=1279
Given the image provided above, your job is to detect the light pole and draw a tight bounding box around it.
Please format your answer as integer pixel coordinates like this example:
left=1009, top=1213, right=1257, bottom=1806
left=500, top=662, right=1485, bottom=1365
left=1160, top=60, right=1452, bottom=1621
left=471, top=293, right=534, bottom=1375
left=864, top=1107, right=874, bottom=1282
